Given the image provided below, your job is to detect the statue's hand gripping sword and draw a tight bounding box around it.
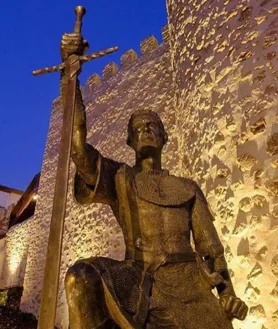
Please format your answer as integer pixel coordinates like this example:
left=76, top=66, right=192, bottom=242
left=34, top=6, right=118, bottom=329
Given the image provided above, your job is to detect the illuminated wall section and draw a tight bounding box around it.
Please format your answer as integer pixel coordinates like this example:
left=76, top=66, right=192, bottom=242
left=1, top=218, right=31, bottom=288
left=166, top=0, right=278, bottom=328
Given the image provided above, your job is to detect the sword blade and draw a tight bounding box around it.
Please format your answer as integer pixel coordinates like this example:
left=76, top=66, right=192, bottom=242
left=37, top=73, right=77, bottom=329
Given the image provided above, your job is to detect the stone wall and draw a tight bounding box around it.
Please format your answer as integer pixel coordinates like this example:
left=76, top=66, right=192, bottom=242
left=0, top=203, right=15, bottom=236
left=0, top=238, right=6, bottom=284
left=1, top=218, right=32, bottom=288
left=166, top=0, right=278, bottom=328
left=0, top=203, right=16, bottom=283
left=20, top=31, right=175, bottom=329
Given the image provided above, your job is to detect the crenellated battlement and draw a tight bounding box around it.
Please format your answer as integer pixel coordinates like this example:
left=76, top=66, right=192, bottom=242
left=86, top=25, right=169, bottom=87
left=102, top=62, right=119, bottom=81
left=120, top=49, right=138, bottom=68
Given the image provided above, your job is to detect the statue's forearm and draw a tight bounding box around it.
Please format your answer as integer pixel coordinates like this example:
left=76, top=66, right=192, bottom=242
left=201, top=246, right=236, bottom=297
left=191, top=193, right=236, bottom=297
left=214, top=255, right=236, bottom=297
left=60, top=74, right=99, bottom=185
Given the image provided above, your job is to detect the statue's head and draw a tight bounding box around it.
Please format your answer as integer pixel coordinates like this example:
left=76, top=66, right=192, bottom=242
left=127, top=110, right=168, bottom=155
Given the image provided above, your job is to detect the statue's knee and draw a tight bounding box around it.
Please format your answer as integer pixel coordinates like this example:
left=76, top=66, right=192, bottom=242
left=65, top=264, right=80, bottom=291
left=65, top=261, right=101, bottom=293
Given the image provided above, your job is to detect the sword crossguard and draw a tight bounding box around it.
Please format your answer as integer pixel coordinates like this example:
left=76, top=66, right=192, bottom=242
left=32, top=46, right=119, bottom=76
left=32, top=6, right=119, bottom=77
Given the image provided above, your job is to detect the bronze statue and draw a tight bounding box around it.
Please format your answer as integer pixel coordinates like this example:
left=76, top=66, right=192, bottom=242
left=61, top=31, right=248, bottom=329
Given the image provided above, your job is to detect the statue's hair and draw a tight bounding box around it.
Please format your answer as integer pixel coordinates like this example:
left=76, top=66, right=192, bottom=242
left=127, top=109, right=166, bottom=145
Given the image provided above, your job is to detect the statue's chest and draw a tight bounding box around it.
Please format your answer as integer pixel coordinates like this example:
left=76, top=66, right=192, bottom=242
left=134, top=170, right=195, bottom=207
left=135, top=198, right=191, bottom=235
left=115, top=166, right=195, bottom=235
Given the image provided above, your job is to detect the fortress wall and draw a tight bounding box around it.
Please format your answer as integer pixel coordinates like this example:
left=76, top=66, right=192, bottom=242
left=167, top=0, right=278, bottom=328
left=0, top=203, right=24, bottom=288
left=20, top=31, right=175, bottom=329
left=1, top=218, right=33, bottom=288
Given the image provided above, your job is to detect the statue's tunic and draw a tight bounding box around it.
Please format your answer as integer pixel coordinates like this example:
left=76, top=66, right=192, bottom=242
left=73, top=153, right=233, bottom=329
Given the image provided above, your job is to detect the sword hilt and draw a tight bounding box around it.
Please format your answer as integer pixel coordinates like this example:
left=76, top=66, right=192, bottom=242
left=32, top=6, right=119, bottom=77
left=74, top=6, right=86, bottom=34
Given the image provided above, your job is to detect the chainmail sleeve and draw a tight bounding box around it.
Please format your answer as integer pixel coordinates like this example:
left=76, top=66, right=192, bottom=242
left=191, top=183, right=236, bottom=296
left=74, top=146, right=123, bottom=206
left=61, top=74, right=123, bottom=206
left=191, top=183, right=224, bottom=260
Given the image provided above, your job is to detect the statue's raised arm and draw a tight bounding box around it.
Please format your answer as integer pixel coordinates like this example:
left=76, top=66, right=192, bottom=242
left=60, top=33, right=98, bottom=185
left=60, top=33, right=121, bottom=206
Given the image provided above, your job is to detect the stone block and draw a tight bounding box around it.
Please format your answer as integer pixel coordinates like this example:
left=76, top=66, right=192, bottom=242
left=86, top=74, right=101, bottom=88
left=162, top=25, right=170, bottom=43
left=120, top=49, right=138, bottom=68
left=237, top=153, right=257, bottom=171
left=140, top=36, right=159, bottom=55
left=267, top=180, right=278, bottom=196
left=250, top=117, right=266, bottom=135
left=267, top=133, right=278, bottom=155
left=102, top=62, right=119, bottom=81
left=249, top=304, right=266, bottom=318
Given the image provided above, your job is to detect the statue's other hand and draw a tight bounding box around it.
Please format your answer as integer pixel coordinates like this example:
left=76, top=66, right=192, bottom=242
left=60, top=33, right=89, bottom=61
left=220, top=295, right=248, bottom=321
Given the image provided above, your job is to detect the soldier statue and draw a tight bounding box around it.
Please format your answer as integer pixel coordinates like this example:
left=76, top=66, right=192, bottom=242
left=60, top=33, right=248, bottom=329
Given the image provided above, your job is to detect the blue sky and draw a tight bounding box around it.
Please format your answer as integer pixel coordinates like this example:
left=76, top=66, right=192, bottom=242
left=0, top=0, right=167, bottom=191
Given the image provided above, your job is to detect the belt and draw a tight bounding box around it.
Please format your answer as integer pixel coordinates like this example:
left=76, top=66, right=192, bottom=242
left=125, top=249, right=196, bottom=274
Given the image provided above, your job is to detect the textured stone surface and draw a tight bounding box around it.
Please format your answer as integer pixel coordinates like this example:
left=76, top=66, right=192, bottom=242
left=120, top=49, right=138, bottom=68
left=86, top=74, right=101, bottom=88
left=271, top=281, right=278, bottom=298
left=102, top=62, right=119, bottom=81
left=271, top=255, right=278, bottom=278
left=250, top=117, right=266, bottom=135
left=0, top=208, right=7, bottom=236
left=237, top=153, right=257, bottom=172
left=267, top=133, right=278, bottom=155
left=0, top=203, right=15, bottom=236
left=267, top=180, right=278, bottom=196
left=166, top=0, right=278, bottom=328
left=1, top=219, right=32, bottom=288
left=140, top=35, right=159, bottom=55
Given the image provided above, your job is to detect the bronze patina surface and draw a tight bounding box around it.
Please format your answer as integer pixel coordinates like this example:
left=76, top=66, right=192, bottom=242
left=61, top=22, right=249, bottom=329
left=34, top=7, right=118, bottom=329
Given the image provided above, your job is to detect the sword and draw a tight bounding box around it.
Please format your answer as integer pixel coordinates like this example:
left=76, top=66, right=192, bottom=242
left=34, top=6, right=118, bottom=329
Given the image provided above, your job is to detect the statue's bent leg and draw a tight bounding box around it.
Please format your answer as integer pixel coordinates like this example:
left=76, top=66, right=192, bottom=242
left=145, top=308, right=179, bottom=329
left=65, top=260, right=116, bottom=329
left=147, top=262, right=234, bottom=329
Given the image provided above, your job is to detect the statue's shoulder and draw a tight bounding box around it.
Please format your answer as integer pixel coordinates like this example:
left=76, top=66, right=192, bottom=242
left=169, top=174, right=208, bottom=203
left=175, top=175, right=197, bottom=190
left=177, top=176, right=207, bottom=203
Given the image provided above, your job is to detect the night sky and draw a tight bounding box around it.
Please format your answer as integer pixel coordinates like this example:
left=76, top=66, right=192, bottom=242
left=0, top=0, right=167, bottom=191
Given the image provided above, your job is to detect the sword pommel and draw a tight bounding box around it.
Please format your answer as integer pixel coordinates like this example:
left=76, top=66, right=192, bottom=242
left=74, top=6, right=86, bottom=34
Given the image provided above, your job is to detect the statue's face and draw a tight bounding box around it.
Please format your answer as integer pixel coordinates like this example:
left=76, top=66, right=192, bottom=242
left=129, top=114, right=166, bottom=155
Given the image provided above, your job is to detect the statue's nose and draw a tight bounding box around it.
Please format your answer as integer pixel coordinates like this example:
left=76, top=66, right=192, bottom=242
left=143, top=125, right=151, bottom=132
